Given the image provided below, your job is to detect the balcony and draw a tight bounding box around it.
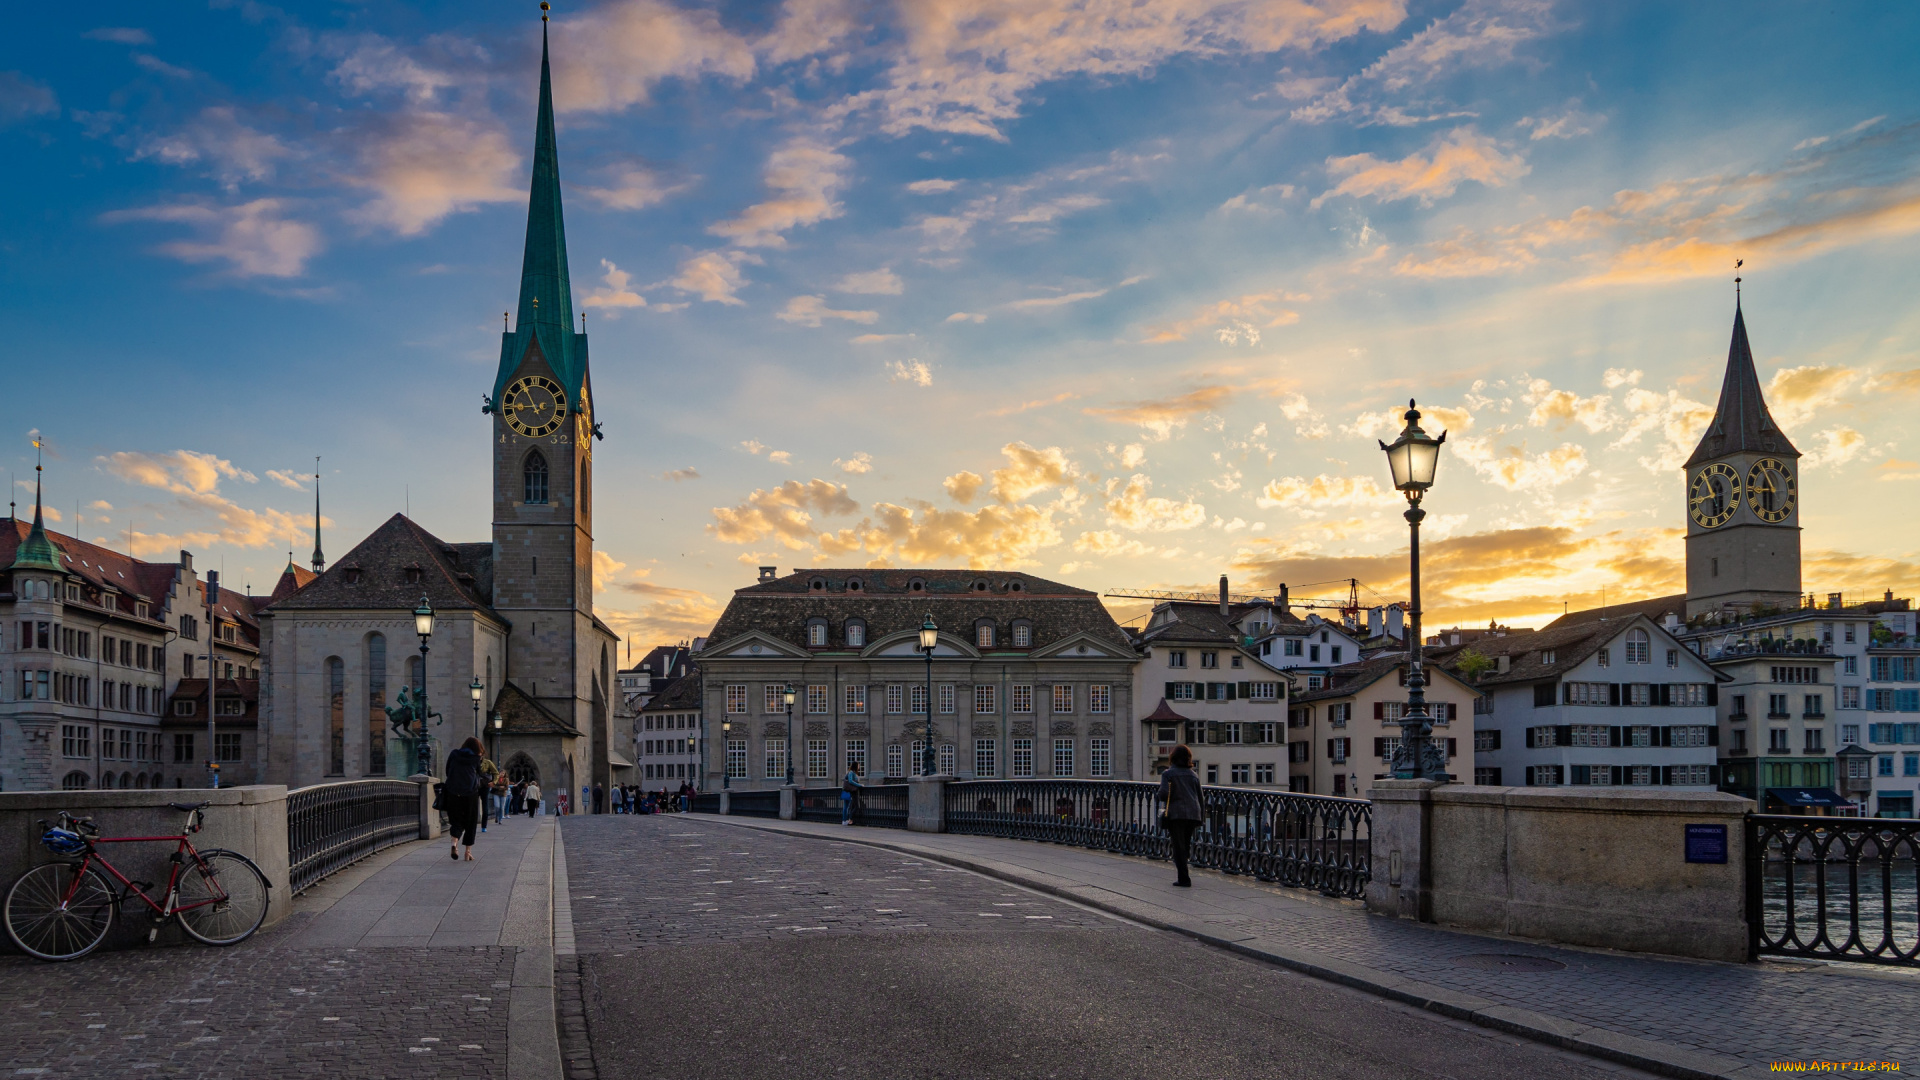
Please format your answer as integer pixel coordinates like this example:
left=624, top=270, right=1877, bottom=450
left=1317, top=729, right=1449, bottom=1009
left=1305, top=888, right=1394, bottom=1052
left=1767, top=712, right=1791, bottom=720
left=1727, top=748, right=1752, bottom=757
left=1728, top=712, right=1749, bottom=722
left=1802, top=711, right=1826, bottom=720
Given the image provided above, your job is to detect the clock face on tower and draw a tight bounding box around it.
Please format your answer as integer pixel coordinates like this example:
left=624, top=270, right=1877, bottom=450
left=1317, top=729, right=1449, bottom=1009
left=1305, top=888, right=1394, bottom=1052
left=1746, top=458, right=1796, bottom=523
left=502, top=375, right=568, bottom=438
left=1689, top=462, right=1740, bottom=529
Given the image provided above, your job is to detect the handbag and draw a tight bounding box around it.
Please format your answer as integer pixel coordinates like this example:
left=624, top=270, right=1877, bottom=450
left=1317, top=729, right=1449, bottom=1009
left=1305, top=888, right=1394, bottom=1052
left=432, top=783, right=447, bottom=811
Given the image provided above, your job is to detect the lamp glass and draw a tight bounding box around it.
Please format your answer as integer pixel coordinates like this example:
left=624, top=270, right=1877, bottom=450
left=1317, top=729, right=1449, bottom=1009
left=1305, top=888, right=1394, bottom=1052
left=1406, top=439, right=1441, bottom=489
left=783, top=685, right=795, bottom=706
left=469, top=677, right=484, bottom=702
left=1386, top=441, right=1414, bottom=491
left=413, top=597, right=435, bottom=637
left=492, top=713, right=502, bottom=731
left=918, top=616, right=939, bottom=652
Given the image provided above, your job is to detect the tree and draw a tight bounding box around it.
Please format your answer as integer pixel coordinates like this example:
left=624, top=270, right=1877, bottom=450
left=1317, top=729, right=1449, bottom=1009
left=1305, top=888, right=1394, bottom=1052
left=1453, top=647, right=1495, bottom=681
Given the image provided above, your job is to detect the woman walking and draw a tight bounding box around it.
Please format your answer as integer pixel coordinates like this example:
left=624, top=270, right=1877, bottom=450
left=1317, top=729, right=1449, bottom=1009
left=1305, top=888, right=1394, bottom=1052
left=524, top=779, right=542, bottom=817
left=444, top=737, right=486, bottom=862
left=1158, top=745, right=1204, bottom=888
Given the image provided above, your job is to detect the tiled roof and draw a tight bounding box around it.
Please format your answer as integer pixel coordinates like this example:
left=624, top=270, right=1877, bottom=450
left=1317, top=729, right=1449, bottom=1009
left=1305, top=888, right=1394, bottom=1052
left=1543, top=593, right=1686, bottom=631
left=1436, top=615, right=1690, bottom=687
left=163, top=678, right=260, bottom=726
left=1686, top=302, right=1799, bottom=468
left=264, top=561, right=318, bottom=607
left=641, top=673, right=702, bottom=713
left=1135, top=601, right=1243, bottom=645
left=707, top=569, right=1128, bottom=652
left=1290, top=657, right=1406, bottom=703
left=0, top=516, right=172, bottom=627
left=1142, top=697, right=1191, bottom=722
left=264, top=514, right=500, bottom=619
left=494, top=681, right=581, bottom=737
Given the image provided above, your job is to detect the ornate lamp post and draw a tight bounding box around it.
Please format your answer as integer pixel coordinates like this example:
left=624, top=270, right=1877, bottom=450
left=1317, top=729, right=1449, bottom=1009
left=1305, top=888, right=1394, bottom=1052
left=469, top=676, right=485, bottom=742
left=490, top=711, right=503, bottom=763
left=783, top=684, right=796, bottom=786
left=1379, top=401, right=1450, bottom=782
left=722, top=718, right=732, bottom=790
left=413, top=597, right=436, bottom=777
left=918, top=614, right=939, bottom=776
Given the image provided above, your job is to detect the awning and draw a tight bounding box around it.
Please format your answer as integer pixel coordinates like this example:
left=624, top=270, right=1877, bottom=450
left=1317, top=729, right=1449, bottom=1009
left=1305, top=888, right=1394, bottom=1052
left=1765, top=787, right=1854, bottom=809
left=608, top=750, right=635, bottom=771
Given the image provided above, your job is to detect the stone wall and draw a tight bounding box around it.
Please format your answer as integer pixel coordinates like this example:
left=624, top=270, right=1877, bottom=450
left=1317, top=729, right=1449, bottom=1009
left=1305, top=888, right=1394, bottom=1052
left=0, top=785, right=293, bottom=954
left=1367, top=782, right=1751, bottom=962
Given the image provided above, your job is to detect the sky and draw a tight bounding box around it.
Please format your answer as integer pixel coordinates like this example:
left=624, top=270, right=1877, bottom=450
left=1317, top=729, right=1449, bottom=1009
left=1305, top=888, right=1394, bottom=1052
left=3, top=0, right=1919, bottom=651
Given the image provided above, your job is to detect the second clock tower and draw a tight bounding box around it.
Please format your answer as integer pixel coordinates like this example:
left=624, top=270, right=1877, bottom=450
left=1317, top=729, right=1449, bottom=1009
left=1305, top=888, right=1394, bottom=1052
left=1683, top=297, right=1802, bottom=618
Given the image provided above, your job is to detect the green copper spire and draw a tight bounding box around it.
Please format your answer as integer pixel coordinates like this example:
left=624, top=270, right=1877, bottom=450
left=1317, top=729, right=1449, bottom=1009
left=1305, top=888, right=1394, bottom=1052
left=493, top=16, right=584, bottom=409
left=10, top=463, right=63, bottom=573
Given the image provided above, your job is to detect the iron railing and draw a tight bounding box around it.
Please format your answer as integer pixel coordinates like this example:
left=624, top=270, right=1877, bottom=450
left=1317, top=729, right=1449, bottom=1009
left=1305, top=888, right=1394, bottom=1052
left=795, top=787, right=845, bottom=824
left=1747, top=814, right=1920, bottom=966
left=727, top=790, right=782, bottom=818
left=854, top=784, right=909, bottom=829
left=943, top=779, right=1372, bottom=899
left=690, top=792, right=721, bottom=814
left=287, top=780, right=421, bottom=894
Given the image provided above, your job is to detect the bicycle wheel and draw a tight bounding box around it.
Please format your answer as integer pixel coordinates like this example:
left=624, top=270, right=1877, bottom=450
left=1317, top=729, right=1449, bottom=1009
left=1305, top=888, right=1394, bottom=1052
left=5, top=863, right=116, bottom=961
left=175, top=850, right=269, bottom=946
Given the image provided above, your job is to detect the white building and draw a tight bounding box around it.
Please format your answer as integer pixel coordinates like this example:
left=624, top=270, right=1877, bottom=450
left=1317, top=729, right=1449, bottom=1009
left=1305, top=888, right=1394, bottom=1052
left=1128, top=593, right=1290, bottom=785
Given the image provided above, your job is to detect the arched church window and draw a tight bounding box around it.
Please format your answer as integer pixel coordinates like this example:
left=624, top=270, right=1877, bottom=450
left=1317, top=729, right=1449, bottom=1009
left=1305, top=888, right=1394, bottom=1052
left=580, top=457, right=591, bottom=516
left=327, top=656, right=345, bottom=776
left=524, top=450, right=549, bottom=504
left=367, top=633, right=387, bottom=776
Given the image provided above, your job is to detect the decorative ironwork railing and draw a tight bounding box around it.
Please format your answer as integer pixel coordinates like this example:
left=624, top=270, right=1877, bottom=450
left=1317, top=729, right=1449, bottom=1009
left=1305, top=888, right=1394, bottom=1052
left=854, top=784, right=909, bottom=829
left=726, top=790, right=782, bottom=818
left=942, top=779, right=1371, bottom=899
left=287, top=780, right=421, bottom=894
left=690, top=792, right=721, bottom=814
left=795, top=787, right=845, bottom=823
left=1747, top=814, right=1920, bottom=966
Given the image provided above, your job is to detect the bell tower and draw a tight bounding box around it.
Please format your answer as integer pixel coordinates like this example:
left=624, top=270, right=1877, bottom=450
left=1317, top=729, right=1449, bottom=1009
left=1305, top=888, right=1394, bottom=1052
left=487, top=15, right=600, bottom=729
left=1684, top=293, right=1801, bottom=618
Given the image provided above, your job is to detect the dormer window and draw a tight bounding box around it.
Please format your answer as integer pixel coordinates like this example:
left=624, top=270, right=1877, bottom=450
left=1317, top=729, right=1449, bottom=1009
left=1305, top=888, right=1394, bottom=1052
left=809, top=577, right=827, bottom=592
left=976, top=623, right=995, bottom=648
left=1012, top=622, right=1032, bottom=648
left=846, top=578, right=862, bottom=592
left=972, top=579, right=990, bottom=593
left=1008, top=581, right=1024, bottom=593
left=404, top=565, right=423, bottom=585
left=908, top=578, right=926, bottom=593
left=807, top=620, right=828, bottom=647
left=1542, top=649, right=1557, bottom=665
left=343, top=566, right=362, bottom=585
left=846, top=621, right=866, bottom=648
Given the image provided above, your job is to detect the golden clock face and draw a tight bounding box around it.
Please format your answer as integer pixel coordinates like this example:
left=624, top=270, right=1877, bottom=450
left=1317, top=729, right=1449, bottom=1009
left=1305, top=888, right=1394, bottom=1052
left=1689, top=462, right=1740, bottom=529
left=502, top=375, right=568, bottom=438
left=1746, top=457, right=1796, bottom=523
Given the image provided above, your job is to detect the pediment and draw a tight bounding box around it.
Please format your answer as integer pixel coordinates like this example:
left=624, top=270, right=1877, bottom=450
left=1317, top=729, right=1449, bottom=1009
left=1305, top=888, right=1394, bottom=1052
left=700, top=630, right=808, bottom=659
left=864, top=630, right=979, bottom=659
left=1031, top=631, right=1132, bottom=660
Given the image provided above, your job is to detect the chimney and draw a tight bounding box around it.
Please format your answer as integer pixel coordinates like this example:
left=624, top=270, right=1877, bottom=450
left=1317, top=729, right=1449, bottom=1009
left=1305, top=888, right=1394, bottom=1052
left=1219, top=575, right=1229, bottom=618
left=1663, top=612, right=1681, bottom=630
left=1386, top=606, right=1404, bottom=640
left=1277, top=583, right=1289, bottom=615
left=1496, top=653, right=1511, bottom=674
left=1368, top=607, right=1384, bottom=638
left=758, top=566, right=777, bottom=583
left=179, top=550, right=194, bottom=572
left=1827, top=592, right=1843, bottom=610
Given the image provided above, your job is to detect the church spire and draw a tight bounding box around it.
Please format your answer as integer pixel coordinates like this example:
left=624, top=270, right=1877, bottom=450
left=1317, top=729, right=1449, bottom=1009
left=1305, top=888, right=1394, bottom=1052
left=10, top=441, right=62, bottom=573
left=309, top=456, right=325, bottom=573
left=1683, top=291, right=1799, bottom=469
left=493, top=10, right=582, bottom=410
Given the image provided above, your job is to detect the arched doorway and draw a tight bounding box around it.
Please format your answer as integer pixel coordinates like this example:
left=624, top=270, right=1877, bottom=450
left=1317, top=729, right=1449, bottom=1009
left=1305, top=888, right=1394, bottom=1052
left=506, top=752, right=539, bottom=784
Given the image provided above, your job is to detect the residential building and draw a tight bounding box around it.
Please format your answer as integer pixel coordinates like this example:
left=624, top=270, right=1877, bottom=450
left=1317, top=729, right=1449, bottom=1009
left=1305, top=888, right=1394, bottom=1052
left=1862, top=625, right=1919, bottom=818
left=637, top=673, right=701, bottom=785
left=1446, top=614, right=1722, bottom=791
left=1250, top=616, right=1365, bottom=690
left=1129, top=590, right=1290, bottom=785
left=1286, top=658, right=1479, bottom=796
left=697, top=568, right=1137, bottom=791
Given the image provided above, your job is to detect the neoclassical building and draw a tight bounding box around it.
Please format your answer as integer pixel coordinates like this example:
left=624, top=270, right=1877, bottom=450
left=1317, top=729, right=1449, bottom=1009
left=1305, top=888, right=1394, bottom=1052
left=255, top=24, right=618, bottom=801
left=698, top=569, right=1138, bottom=790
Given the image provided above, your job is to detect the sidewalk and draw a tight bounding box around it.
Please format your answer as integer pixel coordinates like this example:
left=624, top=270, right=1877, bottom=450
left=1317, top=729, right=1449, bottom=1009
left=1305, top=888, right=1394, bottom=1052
left=687, top=816, right=1920, bottom=1080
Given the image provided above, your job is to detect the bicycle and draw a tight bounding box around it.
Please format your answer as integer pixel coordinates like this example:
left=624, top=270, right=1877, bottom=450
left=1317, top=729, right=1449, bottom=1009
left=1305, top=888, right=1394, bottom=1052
left=4, top=801, right=271, bottom=961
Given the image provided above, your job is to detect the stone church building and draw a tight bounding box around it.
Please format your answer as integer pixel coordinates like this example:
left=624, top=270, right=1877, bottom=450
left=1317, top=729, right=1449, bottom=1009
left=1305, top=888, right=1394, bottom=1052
left=257, top=26, right=619, bottom=804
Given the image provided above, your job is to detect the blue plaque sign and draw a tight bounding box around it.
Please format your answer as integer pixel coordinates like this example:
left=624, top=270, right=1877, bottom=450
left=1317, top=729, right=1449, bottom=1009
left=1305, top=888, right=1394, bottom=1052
left=1685, top=823, right=1727, bottom=864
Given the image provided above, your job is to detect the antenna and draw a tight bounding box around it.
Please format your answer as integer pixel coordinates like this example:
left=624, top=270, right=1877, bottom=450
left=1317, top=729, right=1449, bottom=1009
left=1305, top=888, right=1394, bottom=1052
left=1735, top=258, right=1743, bottom=299
left=504, top=311, right=510, bottom=332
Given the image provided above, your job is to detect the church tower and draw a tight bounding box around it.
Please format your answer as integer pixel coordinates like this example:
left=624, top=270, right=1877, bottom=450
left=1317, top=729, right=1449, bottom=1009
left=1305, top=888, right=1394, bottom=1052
left=1684, top=296, right=1801, bottom=618
left=487, top=15, right=609, bottom=792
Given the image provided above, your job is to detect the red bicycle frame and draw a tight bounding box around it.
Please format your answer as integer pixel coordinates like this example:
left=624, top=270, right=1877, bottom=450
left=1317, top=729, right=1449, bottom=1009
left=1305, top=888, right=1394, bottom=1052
left=64, top=833, right=229, bottom=917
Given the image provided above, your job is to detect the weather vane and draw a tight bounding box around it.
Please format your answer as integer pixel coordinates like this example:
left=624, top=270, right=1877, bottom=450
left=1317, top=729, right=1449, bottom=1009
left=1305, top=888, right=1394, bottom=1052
left=541, top=2, right=550, bottom=21
left=1735, top=258, right=1743, bottom=296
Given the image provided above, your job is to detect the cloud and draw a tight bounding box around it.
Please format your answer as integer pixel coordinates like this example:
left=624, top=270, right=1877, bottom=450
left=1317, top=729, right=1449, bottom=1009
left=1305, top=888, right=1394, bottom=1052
left=1801, top=427, right=1867, bottom=472
left=102, top=199, right=322, bottom=278
left=1451, top=437, right=1589, bottom=490
left=1219, top=183, right=1298, bottom=214
left=739, top=440, right=786, bottom=458
left=1603, top=368, right=1642, bottom=389
left=1119, top=444, right=1146, bottom=468
left=1764, top=365, right=1862, bottom=429
left=943, top=471, right=983, bottom=504
left=907, top=179, right=958, bottom=194
left=1611, top=386, right=1715, bottom=473
left=1277, top=394, right=1330, bottom=439
left=1313, top=127, right=1529, bottom=208
left=671, top=250, right=755, bottom=305
left=815, top=501, right=1064, bottom=568
left=1005, top=194, right=1108, bottom=224
left=988, top=443, right=1078, bottom=504
left=991, top=391, right=1080, bottom=417
left=1142, top=289, right=1305, bottom=343
left=133, top=54, right=194, bottom=80
left=132, top=106, right=293, bottom=188
left=887, top=359, right=933, bottom=386
left=592, top=549, right=628, bottom=593
left=1105, top=474, right=1205, bottom=532
left=600, top=570, right=725, bottom=642
left=264, top=469, right=308, bottom=491
left=1291, top=0, right=1556, bottom=127
left=944, top=311, right=987, bottom=323
left=708, top=479, right=858, bottom=549
left=1342, top=402, right=1474, bottom=441
left=96, top=448, right=312, bottom=552
left=85, top=27, right=154, bottom=45
left=707, top=140, right=850, bottom=248
left=1255, top=475, right=1399, bottom=509
left=0, top=71, right=58, bottom=126
left=1085, top=385, right=1236, bottom=440
left=1008, top=287, right=1111, bottom=311
left=1875, top=459, right=1920, bottom=483
left=768, top=451, right=793, bottom=465
left=579, top=166, right=688, bottom=211
left=835, top=268, right=903, bottom=294
left=342, top=111, right=521, bottom=235
left=1517, top=102, right=1605, bottom=140
left=1073, top=530, right=1153, bottom=558
left=582, top=259, right=648, bottom=312
left=550, top=0, right=756, bottom=113
left=660, top=467, right=701, bottom=481
left=1872, top=369, right=1920, bottom=396
left=835, top=453, right=873, bottom=475
left=1522, top=376, right=1614, bottom=432
left=100, top=450, right=256, bottom=495
left=776, top=295, right=878, bottom=326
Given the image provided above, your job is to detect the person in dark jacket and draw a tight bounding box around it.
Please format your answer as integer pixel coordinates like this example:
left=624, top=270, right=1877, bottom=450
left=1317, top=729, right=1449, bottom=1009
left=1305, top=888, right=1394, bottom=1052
left=444, top=737, right=486, bottom=861
left=1158, top=745, right=1204, bottom=887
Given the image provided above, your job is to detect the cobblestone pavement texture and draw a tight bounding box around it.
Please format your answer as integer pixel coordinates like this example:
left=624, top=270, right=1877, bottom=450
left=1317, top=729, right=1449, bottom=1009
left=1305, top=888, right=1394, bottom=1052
left=701, top=818, right=1920, bottom=1076
left=563, top=815, right=1663, bottom=1080
left=0, top=813, right=551, bottom=1079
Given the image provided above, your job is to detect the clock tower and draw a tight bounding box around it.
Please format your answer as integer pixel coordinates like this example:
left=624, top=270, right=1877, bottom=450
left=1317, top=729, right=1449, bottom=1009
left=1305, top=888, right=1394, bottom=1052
left=1684, top=297, right=1801, bottom=618
left=486, top=17, right=613, bottom=798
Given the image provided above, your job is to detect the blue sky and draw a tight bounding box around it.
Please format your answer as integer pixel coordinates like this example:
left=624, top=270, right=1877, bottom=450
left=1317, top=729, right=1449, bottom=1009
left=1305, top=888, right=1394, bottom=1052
left=4, top=0, right=1918, bottom=646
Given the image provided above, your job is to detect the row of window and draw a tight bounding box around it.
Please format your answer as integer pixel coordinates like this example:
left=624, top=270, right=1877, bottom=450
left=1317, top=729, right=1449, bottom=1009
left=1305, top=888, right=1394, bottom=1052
left=1869, top=657, right=1919, bottom=682
left=16, top=621, right=97, bottom=658
left=641, top=737, right=695, bottom=756
left=722, top=736, right=1116, bottom=780
left=59, top=726, right=240, bottom=763
left=1259, top=638, right=1344, bottom=663
left=1536, top=682, right=1715, bottom=707
left=802, top=619, right=1039, bottom=650
left=99, top=634, right=164, bottom=671
left=644, top=763, right=693, bottom=780
left=1728, top=727, right=1827, bottom=753
left=1527, top=725, right=1716, bottom=749
left=724, top=682, right=1114, bottom=716
left=1519, top=764, right=1717, bottom=786
left=643, top=712, right=696, bottom=731
left=1164, top=681, right=1283, bottom=702
left=63, top=769, right=184, bottom=790
left=1165, top=649, right=1249, bottom=669
left=1865, top=722, right=1920, bottom=744
left=17, top=670, right=111, bottom=707
left=1728, top=692, right=1825, bottom=718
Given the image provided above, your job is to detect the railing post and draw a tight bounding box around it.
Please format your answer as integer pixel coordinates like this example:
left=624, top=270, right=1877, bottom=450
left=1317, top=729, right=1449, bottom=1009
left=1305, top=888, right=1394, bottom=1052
left=1364, top=778, right=1436, bottom=922
left=719, top=791, right=731, bottom=816
left=413, top=773, right=441, bottom=840
left=779, top=784, right=798, bottom=820
left=908, top=774, right=947, bottom=833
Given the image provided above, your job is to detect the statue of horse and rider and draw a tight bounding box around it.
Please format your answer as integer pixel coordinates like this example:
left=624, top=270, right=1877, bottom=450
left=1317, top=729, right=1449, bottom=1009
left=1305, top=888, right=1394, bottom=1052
left=385, top=686, right=442, bottom=737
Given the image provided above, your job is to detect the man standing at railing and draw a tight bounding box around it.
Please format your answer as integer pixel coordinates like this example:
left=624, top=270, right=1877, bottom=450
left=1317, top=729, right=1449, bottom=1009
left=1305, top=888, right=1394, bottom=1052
left=842, top=766, right=864, bottom=825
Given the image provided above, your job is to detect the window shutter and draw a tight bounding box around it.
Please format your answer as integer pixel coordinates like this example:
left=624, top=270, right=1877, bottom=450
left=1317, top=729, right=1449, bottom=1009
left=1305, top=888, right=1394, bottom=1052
left=1525, top=767, right=1535, bottom=786
left=1225, top=682, right=1238, bottom=701
left=1609, top=684, right=1622, bottom=707
left=1535, top=683, right=1555, bottom=708
left=1373, top=737, right=1386, bottom=758
left=1610, top=726, right=1624, bottom=747
left=1164, top=682, right=1175, bottom=700
left=1492, top=729, right=1503, bottom=750
left=1661, top=765, right=1674, bottom=786
left=1562, top=682, right=1573, bottom=705
left=1554, top=725, right=1572, bottom=746
left=1572, top=765, right=1588, bottom=785
left=1238, top=681, right=1250, bottom=698
left=1661, top=684, right=1674, bottom=707
left=1553, top=765, right=1564, bottom=785
left=1708, top=765, right=1721, bottom=785
left=1327, top=739, right=1336, bottom=760
left=1206, top=721, right=1224, bottom=745
left=1374, top=702, right=1385, bottom=720
left=1611, top=765, right=1625, bottom=785
left=1706, top=684, right=1718, bottom=706
left=1446, top=738, right=1457, bottom=758
left=1707, top=726, right=1719, bottom=746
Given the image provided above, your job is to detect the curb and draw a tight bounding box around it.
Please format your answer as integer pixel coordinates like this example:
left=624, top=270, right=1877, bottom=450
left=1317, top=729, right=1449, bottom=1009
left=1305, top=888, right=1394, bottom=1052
left=691, top=816, right=1763, bottom=1080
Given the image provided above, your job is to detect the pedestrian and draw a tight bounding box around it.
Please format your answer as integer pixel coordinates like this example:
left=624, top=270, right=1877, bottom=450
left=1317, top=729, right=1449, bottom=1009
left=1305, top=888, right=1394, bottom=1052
left=841, top=765, right=863, bottom=825
left=444, top=737, right=486, bottom=862
left=1158, top=744, right=1204, bottom=888
left=477, top=753, right=500, bottom=834
left=491, top=769, right=510, bottom=825
left=594, top=783, right=606, bottom=815
left=510, top=779, right=526, bottom=816
left=524, top=779, right=542, bottom=817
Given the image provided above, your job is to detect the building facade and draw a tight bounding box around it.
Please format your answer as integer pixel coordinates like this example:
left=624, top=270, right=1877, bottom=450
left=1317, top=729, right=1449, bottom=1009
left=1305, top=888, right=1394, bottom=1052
left=1287, top=659, right=1478, bottom=796
left=697, top=569, right=1137, bottom=791
left=1127, top=597, right=1290, bottom=785
left=637, top=673, right=701, bottom=785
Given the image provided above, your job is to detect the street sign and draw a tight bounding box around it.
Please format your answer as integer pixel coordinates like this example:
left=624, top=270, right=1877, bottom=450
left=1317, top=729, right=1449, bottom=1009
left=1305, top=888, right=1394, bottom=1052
left=1685, top=823, right=1727, bottom=864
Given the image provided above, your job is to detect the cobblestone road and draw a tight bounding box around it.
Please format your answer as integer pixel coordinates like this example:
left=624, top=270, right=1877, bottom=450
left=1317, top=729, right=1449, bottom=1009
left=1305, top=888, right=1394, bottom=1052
left=564, top=816, right=1660, bottom=1080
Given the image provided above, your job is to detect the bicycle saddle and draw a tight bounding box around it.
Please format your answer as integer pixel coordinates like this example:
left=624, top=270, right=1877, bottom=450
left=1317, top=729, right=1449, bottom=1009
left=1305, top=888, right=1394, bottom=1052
left=169, top=801, right=212, bottom=812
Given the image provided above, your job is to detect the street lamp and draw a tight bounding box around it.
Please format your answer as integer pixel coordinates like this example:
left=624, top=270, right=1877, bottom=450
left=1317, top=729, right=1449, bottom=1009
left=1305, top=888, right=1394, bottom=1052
left=722, top=718, right=732, bottom=790
left=413, top=596, right=435, bottom=778
left=918, top=614, right=939, bottom=776
left=783, top=684, right=796, bottom=787
left=469, top=675, right=484, bottom=746
left=1378, top=401, right=1449, bottom=783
